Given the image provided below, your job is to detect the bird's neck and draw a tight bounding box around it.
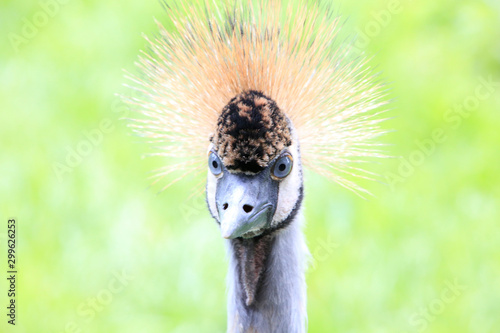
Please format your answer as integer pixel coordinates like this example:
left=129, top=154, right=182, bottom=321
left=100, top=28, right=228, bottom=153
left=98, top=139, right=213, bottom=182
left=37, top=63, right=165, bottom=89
left=226, top=211, right=308, bottom=333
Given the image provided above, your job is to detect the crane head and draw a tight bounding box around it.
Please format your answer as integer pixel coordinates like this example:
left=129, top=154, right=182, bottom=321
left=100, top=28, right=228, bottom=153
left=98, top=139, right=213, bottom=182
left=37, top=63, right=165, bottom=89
left=206, top=91, right=304, bottom=239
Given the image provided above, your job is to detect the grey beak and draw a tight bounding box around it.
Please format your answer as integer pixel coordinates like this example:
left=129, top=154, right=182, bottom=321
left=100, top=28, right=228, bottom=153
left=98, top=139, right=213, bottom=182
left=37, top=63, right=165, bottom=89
left=216, top=170, right=279, bottom=239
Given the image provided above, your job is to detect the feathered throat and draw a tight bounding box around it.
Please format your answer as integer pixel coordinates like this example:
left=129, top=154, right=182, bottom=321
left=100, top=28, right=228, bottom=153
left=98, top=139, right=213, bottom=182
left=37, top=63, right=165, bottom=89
left=124, top=0, right=388, bottom=195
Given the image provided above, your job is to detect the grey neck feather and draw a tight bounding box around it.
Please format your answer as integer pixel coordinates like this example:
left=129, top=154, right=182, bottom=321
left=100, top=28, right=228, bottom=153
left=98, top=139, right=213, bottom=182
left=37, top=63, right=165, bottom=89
left=226, top=210, right=308, bottom=333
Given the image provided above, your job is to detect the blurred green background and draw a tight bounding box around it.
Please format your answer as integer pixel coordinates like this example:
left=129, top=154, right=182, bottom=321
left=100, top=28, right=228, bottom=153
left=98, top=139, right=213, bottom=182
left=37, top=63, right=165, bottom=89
left=1, top=0, right=499, bottom=332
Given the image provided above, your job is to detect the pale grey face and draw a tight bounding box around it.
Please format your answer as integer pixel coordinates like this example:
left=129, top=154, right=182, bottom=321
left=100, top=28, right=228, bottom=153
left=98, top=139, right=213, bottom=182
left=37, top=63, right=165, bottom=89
left=207, top=149, right=295, bottom=239
left=206, top=137, right=303, bottom=239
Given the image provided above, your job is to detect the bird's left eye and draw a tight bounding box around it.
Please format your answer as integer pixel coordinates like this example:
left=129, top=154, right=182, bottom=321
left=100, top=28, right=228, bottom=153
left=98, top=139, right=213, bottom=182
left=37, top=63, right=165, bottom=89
left=209, top=152, right=223, bottom=175
left=271, top=154, right=293, bottom=180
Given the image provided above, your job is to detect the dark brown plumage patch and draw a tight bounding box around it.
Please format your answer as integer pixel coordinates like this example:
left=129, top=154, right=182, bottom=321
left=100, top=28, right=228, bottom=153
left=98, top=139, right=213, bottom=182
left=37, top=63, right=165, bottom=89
left=211, top=91, right=292, bottom=173
left=232, top=235, right=275, bottom=306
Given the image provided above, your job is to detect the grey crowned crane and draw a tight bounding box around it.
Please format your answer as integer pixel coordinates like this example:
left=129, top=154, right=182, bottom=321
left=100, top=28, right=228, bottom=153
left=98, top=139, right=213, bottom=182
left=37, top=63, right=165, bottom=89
left=124, top=1, right=387, bottom=332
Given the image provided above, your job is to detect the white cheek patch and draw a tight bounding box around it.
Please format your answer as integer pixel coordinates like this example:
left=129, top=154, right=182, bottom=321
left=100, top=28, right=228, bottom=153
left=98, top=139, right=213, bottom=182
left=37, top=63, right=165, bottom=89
left=272, top=140, right=302, bottom=224
left=206, top=171, right=218, bottom=220
left=206, top=143, right=219, bottom=220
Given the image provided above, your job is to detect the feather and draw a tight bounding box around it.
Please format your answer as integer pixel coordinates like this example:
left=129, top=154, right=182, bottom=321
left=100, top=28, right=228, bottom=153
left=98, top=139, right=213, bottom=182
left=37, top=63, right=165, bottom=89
left=123, top=0, right=389, bottom=195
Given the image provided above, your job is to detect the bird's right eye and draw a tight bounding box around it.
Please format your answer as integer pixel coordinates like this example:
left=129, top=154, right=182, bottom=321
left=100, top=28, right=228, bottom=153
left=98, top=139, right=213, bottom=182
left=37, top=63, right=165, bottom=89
left=209, top=152, right=223, bottom=176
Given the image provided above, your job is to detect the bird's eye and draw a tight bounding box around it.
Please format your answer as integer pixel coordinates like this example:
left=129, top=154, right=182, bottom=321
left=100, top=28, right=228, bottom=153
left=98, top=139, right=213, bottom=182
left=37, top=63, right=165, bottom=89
left=271, top=154, right=293, bottom=180
left=209, top=152, right=223, bottom=176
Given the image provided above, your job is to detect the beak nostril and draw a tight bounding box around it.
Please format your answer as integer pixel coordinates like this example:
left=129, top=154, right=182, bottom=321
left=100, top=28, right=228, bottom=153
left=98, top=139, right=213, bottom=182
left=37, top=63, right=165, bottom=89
left=223, top=203, right=228, bottom=210
left=243, top=204, right=253, bottom=213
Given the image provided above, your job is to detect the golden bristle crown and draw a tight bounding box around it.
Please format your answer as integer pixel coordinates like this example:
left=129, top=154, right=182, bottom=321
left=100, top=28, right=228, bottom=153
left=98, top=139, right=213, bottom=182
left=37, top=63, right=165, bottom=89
left=123, top=0, right=388, bottom=195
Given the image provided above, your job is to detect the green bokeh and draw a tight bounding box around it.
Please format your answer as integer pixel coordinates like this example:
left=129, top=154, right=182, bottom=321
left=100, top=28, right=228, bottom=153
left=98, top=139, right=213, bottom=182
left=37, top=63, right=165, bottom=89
left=1, top=0, right=499, bottom=332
